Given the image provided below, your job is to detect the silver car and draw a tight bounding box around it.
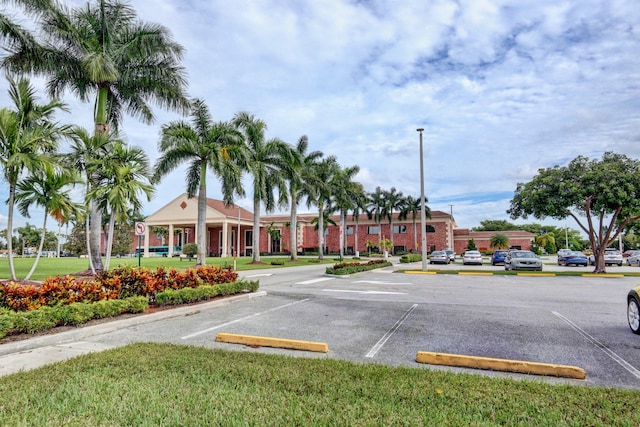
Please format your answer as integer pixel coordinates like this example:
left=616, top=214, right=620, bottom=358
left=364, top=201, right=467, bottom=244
left=462, top=250, right=483, bottom=265
left=504, top=250, right=543, bottom=271
left=588, top=248, right=623, bottom=266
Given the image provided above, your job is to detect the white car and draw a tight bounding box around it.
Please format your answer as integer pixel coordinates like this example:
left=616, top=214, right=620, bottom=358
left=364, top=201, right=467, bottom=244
left=627, top=252, right=640, bottom=266
left=462, top=250, right=483, bottom=265
left=588, top=248, right=623, bottom=266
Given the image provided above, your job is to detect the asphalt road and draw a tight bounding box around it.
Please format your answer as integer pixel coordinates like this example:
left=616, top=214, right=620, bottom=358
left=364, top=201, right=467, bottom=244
left=2, top=257, right=640, bottom=390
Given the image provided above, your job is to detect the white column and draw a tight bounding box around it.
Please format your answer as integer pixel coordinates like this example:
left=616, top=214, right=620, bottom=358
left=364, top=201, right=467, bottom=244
left=221, top=220, right=229, bottom=257
left=168, top=224, right=174, bottom=257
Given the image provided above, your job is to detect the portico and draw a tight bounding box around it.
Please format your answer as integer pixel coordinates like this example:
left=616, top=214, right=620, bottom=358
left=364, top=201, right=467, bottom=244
left=143, top=194, right=254, bottom=257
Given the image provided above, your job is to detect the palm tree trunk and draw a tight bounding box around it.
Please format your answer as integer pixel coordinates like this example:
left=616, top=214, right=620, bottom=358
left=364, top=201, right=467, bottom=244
left=354, top=215, right=360, bottom=256
left=6, top=183, right=17, bottom=281
left=290, top=194, right=298, bottom=261
left=197, top=167, right=207, bottom=265
left=88, top=198, right=103, bottom=271
left=318, top=202, right=324, bottom=260
left=104, top=214, right=115, bottom=270
left=85, top=212, right=95, bottom=274
left=390, top=213, right=395, bottom=255
left=252, top=196, right=261, bottom=263
left=25, top=215, right=48, bottom=280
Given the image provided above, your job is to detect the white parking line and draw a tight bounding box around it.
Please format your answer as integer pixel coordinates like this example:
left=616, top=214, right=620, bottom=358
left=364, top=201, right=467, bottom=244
left=181, top=299, right=310, bottom=340
left=323, top=289, right=406, bottom=295
left=352, top=280, right=411, bottom=285
left=296, top=278, right=333, bottom=285
left=365, top=304, right=418, bottom=358
left=552, top=311, right=640, bottom=380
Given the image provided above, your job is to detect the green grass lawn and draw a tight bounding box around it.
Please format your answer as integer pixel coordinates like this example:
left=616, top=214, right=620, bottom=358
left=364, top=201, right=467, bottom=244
left=0, top=255, right=338, bottom=281
left=0, top=343, right=638, bottom=425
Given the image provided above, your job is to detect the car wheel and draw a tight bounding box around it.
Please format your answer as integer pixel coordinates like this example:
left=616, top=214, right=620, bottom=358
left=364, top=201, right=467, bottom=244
left=628, top=297, right=640, bottom=334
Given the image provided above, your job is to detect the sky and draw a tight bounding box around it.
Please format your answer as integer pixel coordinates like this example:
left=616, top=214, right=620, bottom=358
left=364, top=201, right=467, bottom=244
left=1, top=0, right=639, bottom=234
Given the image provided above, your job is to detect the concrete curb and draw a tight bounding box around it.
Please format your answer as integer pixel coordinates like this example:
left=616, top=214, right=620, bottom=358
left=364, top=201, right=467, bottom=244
left=215, top=332, right=329, bottom=353
left=581, top=274, right=624, bottom=278
left=404, top=271, right=437, bottom=275
left=416, top=351, right=586, bottom=379
left=0, top=291, right=267, bottom=357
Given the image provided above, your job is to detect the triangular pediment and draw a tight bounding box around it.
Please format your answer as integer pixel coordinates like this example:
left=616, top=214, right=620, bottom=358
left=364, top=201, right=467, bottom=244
left=145, top=193, right=235, bottom=226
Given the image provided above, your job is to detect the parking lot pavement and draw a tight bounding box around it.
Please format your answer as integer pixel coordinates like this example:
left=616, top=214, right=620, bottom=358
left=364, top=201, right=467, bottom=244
left=2, top=264, right=640, bottom=390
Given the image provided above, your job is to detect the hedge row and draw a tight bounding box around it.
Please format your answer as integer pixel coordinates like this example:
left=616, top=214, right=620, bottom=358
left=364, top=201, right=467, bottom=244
left=0, top=296, right=148, bottom=339
left=0, top=265, right=239, bottom=312
left=325, top=259, right=392, bottom=275
left=400, top=254, right=422, bottom=263
left=155, top=280, right=260, bottom=305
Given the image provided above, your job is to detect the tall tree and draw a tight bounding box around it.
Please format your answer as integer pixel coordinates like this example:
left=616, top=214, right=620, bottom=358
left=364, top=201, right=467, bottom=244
left=3, top=0, right=189, bottom=271
left=233, top=111, right=290, bottom=263
left=282, top=135, right=322, bottom=261
left=15, top=163, right=80, bottom=279
left=154, top=99, right=245, bottom=265
left=0, top=76, right=68, bottom=280
left=367, top=186, right=385, bottom=247
left=89, top=141, right=154, bottom=269
left=330, top=165, right=361, bottom=260
left=350, top=188, right=369, bottom=257
left=399, top=195, right=431, bottom=253
left=309, top=155, right=339, bottom=260
left=508, top=152, right=640, bottom=273
left=381, top=187, right=404, bottom=254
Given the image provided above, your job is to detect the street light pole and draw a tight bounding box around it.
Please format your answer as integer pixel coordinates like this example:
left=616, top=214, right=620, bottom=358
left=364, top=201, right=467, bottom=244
left=417, top=128, right=427, bottom=271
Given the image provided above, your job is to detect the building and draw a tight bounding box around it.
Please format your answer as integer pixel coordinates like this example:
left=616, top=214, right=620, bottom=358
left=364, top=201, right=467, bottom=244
left=137, top=193, right=534, bottom=257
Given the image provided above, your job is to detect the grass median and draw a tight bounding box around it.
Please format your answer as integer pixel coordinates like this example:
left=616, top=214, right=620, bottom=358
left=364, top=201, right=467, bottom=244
left=0, top=256, right=337, bottom=281
left=0, top=343, right=638, bottom=425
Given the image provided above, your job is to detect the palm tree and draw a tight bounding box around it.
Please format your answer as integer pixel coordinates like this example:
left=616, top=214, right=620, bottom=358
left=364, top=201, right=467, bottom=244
left=330, top=165, right=361, bottom=260
left=233, top=111, right=291, bottom=263
left=282, top=135, right=322, bottom=261
left=367, top=186, right=385, bottom=246
left=381, top=187, right=405, bottom=254
left=399, top=195, right=431, bottom=252
left=3, top=0, right=189, bottom=271
left=350, top=188, right=369, bottom=257
left=0, top=76, right=69, bottom=280
left=490, top=233, right=510, bottom=249
left=15, top=163, right=81, bottom=279
left=309, top=155, right=339, bottom=260
left=89, top=141, right=154, bottom=270
left=311, top=210, right=337, bottom=255
left=154, top=99, right=245, bottom=265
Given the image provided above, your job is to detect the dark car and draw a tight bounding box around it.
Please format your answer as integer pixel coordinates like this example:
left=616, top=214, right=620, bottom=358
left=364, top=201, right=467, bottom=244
left=557, top=251, right=588, bottom=266
left=490, top=250, right=508, bottom=265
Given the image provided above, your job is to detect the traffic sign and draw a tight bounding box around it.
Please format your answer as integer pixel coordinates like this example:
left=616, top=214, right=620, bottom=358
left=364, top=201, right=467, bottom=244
left=135, top=222, right=146, bottom=236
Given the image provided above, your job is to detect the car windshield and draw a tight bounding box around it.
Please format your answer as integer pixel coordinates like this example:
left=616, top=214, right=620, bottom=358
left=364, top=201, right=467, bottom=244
left=466, top=251, right=480, bottom=256
left=570, top=251, right=584, bottom=256
left=513, top=251, right=535, bottom=258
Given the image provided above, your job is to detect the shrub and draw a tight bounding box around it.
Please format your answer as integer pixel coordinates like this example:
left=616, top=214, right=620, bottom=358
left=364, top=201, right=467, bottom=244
left=400, top=254, right=422, bottom=263
left=182, top=243, right=198, bottom=257
left=326, top=260, right=392, bottom=275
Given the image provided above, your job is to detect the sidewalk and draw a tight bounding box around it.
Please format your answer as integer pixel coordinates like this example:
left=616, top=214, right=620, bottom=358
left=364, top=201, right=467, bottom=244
left=0, top=291, right=266, bottom=377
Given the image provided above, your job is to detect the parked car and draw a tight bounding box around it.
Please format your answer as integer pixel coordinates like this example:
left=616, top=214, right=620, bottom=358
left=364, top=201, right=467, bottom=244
left=557, top=251, right=588, bottom=266
left=490, top=250, right=508, bottom=265
left=462, top=250, right=483, bottom=265
left=557, top=249, right=572, bottom=259
left=444, top=249, right=456, bottom=262
left=588, top=248, right=623, bottom=266
left=429, top=250, right=450, bottom=264
left=623, top=250, right=640, bottom=258
left=628, top=252, right=640, bottom=266
left=504, top=250, right=543, bottom=271
left=627, top=285, right=640, bottom=334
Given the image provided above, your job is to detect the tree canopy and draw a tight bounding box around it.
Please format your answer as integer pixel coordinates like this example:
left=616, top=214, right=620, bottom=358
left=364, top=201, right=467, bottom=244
left=508, top=152, right=640, bottom=272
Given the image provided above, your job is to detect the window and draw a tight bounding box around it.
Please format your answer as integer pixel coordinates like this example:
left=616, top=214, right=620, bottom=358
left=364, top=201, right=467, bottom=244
left=426, top=225, right=435, bottom=233
left=346, top=226, right=354, bottom=235
left=393, top=225, right=407, bottom=234
left=367, top=226, right=380, bottom=234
